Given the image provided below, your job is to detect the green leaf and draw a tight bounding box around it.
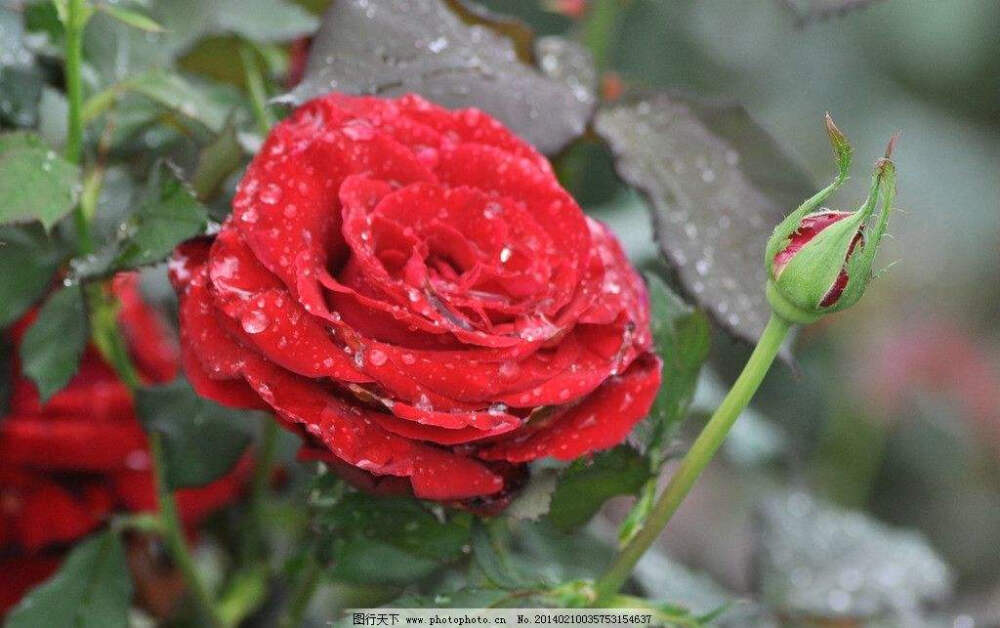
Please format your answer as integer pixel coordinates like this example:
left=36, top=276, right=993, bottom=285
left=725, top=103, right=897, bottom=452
left=5, top=530, right=133, bottom=628
left=19, top=284, right=89, bottom=402
left=471, top=520, right=541, bottom=590
left=135, top=379, right=252, bottom=489
left=547, top=446, right=652, bottom=532
left=329, top=537, right=440, bottom=585
left=113, top=162, right=208, bottom=269
left=758, top=490, right=953, bottom=621
left=97, top=4, right=164, bottom=32
left=190, top=118, right=245, bottom=204
left=629, top=274, right=711, bottom=464
left=127, top=71, right=232, bottom=133
left=316, top=492, right=472, bottom=585
left=0, top=224, right=68, bottom=327
left=320, top=493, right=472, bottom=561
left=0, top=66, right=45, bottom=128
left=72, top=162, right=208, bottom=280
left=82, top=0, right=316, bottom=85
left=595, top=94, right=814, bottom=344
left=0, top=132, right=81, bottom=230
left=293, top=0, right=595, bottom=154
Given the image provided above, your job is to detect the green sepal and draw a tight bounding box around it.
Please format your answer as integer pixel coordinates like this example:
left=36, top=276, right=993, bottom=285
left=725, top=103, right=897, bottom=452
left=828, top=157, right=896, bottom=313
left=765, top=280, right=822, bottom=325
left=764, top=115, right=853, bottom=270
left=772, top=208, right=866, bottom=310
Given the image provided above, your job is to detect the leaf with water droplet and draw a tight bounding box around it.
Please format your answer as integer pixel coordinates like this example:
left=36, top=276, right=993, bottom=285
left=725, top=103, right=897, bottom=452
left=135, top=378, right=252, bottom=489
left=595, top=93, right=814, bottom=344
left=0, top=132, right=80, bottom=231
left=19, top=284, right=89, bottom=403
left=758, top=490, right=953, bottom=622
left=290, top=0, right=596, bottom=154
left=5, top=530, right=132, bottom=628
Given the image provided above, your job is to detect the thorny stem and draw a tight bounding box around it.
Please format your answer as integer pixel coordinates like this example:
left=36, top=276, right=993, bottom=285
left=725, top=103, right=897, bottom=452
left=593, top=313, right=793, bottom=603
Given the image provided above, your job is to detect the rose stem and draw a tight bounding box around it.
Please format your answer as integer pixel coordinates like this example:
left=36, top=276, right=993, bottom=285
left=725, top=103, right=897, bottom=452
left=90, top=293, right=227, bottom=627
left=238, top=42, right=275, bottom=136
left=592, top=312, right=793, bottom=604
left=279, top=556, right=321, bottom=628
left=63, top=0, right=92, bottom=252
left=247, top=419, right=279, bottom=561
left=150, top=433, right=228, bottom=628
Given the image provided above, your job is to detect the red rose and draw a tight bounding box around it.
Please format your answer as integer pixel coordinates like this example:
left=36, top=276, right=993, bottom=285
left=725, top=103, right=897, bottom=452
left=170, top=93, right=661, bottom=505
left=0, top=275, right=249, bottom=614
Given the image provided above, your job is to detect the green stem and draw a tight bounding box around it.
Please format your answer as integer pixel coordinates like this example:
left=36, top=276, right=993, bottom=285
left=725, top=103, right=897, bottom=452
left=92, top=290, right=226, bottom=626
left=247, top=419, right=279, bottom=559
left=63, top=0, right=92, bottom=252
left=280, top=556, right=321, bottom=628
left=239, top=42, right=275, bottom=136
left=580, top=0, right=628, bottom=73
left=593, top=313, right=793, bottom=603
left=150, top=432, right=228, bottom=628
left=63, top=0, right=85, bottom=164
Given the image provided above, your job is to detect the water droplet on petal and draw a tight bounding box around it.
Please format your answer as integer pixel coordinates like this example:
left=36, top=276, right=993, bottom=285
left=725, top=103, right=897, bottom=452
left=260, top=183, right=282, bottom=205
left=241, top=310, right=270, bottom=334
left=369, top=349, right=388, bottom=366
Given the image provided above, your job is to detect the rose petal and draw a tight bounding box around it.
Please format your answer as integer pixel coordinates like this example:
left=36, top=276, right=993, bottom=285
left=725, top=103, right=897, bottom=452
left=478, top=354, right=662, bottom=463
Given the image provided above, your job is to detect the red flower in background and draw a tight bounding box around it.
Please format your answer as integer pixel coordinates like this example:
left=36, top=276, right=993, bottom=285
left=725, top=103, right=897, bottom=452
left=170, top=93, right=660, bottom=508
left=0, top=275, right=249, bottom=614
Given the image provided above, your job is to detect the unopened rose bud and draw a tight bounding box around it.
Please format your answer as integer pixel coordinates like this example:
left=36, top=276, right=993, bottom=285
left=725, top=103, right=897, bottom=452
left=765, top=116, right=898, bottom=324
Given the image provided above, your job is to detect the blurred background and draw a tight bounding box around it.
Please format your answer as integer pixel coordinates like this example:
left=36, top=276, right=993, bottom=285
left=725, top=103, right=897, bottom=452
left=476, top=0, right=1000, bottom=622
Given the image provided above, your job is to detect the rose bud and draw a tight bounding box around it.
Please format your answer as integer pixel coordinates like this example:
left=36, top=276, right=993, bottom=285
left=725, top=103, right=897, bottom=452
left=169, top=93, right=661, bottom=509
left=765, top=115, right=898, bottom=325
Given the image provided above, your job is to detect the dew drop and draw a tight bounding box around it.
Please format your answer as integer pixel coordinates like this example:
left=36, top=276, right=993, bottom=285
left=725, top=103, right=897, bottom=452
left=498, top=361, right=519, bottom=378
left=342, top=121, right=375, bottom=141
left=487, top=402, right=507, bottom=416
left=241, top=310, right=270, bottom=334
left=260, top=183, right=282, bottom=205
left=369, top=349, right=388, bottom=366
